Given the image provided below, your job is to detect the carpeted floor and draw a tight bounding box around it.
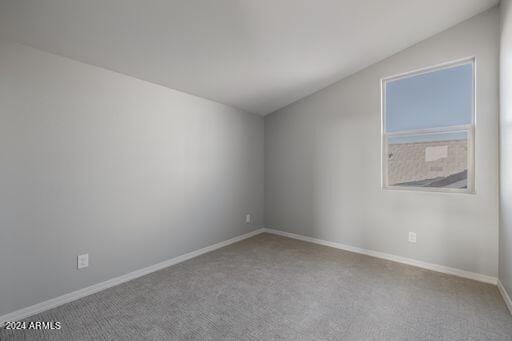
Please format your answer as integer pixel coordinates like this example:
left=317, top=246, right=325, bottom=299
left=2, top=233, right=512, bottom=340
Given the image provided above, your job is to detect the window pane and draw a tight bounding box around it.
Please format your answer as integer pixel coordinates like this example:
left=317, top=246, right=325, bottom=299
left=385, top=63, right=473, bottom=132
left=387, top=131, right=468, bottom=189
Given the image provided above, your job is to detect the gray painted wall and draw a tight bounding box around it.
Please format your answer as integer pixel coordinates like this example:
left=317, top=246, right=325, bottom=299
left=265, top=8, right=499, bottom=277
left=0, top=42, right=264, bottom=316
left=500, top=0, right=512, bottom=298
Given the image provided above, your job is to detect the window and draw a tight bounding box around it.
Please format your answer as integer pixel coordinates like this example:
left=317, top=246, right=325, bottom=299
left=382, top=59, right=475, bottom=193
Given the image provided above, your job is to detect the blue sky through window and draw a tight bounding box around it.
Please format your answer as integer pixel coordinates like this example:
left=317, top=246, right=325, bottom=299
left=385, top=62, right=473, bottom=134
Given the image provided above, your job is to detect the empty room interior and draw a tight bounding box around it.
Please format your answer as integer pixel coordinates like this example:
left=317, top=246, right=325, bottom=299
left=2, top=0, right=512, bottom=340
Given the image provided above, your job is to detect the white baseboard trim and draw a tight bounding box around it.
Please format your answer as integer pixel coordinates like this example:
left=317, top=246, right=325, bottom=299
left=2, top=227, right=503, bottom=324
left=498, top=280, right=512, bottom=314
left=0, top=228, right=265, bottom=325
left=263, top=228, right=498, bottom=285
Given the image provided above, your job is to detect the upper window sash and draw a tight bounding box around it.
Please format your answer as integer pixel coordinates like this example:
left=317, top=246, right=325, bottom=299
left=382, top=58, right=475, bottom=133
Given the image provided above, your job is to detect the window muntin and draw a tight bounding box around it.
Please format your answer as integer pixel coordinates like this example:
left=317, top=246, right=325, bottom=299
left=382, top=59, right=475, bottom=193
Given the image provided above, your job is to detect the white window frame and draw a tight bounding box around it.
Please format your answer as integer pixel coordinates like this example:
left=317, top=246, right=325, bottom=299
left=381, top=57, right=476, bottom=194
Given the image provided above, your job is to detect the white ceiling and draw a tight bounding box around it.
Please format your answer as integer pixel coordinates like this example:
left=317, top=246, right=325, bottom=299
left=0, top=0, right=499, bottom=115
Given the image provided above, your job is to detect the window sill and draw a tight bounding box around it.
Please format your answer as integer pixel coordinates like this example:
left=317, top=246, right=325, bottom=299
left=382, top=185, right=475, bottom=195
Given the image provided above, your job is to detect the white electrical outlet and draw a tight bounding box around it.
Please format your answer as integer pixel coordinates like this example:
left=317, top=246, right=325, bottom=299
left=408, top=232, right=417, bottom=243
left=245, top=214, right=251, bottom=224
left=77, top=253, right=89, bottom=269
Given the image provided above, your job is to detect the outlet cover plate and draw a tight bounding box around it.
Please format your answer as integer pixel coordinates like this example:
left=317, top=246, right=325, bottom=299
left=408, top=232, right=417, bottom=243
left=77, top=253, right=89, bottom=269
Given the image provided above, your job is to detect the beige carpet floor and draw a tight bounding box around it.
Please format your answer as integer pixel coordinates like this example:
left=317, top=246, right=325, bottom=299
left=2, top=233, right=512, bottom=340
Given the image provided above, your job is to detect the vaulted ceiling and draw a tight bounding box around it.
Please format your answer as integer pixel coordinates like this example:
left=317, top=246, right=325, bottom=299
left=0, top=0, right=499, bottom=115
